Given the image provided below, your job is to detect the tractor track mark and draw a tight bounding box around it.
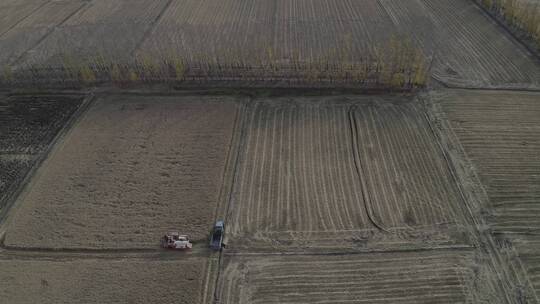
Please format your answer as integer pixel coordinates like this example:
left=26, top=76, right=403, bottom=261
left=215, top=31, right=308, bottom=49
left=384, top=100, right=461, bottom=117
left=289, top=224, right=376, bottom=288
left=348, top=105, right=386, bottom=232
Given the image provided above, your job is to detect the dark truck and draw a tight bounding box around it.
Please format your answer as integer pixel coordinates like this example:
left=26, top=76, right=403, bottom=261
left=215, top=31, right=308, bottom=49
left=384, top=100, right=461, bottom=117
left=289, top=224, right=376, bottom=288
left=210, top=220, right=224, bottom=250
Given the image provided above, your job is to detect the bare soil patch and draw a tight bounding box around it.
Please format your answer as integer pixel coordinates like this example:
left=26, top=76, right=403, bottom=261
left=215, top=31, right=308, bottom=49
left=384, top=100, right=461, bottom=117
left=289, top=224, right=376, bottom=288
left=4, top=95, right=238, bottom=249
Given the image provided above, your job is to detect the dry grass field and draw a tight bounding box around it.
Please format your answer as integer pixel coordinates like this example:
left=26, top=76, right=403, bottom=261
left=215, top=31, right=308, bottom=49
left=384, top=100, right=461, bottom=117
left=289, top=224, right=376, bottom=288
left=217, top=250, right=477, bottom=304
left=0, top=256, right=207, bottom=304
left=227, top=96, right=468, bottom=250
left=3, top=96, right=238, bottom=249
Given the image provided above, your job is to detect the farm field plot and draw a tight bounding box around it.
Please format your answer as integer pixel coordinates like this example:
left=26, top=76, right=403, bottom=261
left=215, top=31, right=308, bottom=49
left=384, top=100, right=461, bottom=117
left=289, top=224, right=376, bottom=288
left=3, top=95, right=239, bottom=249
left=0, top=0, right=86, bottom=66
left=0, top=256, right=207, bottom=304
left=139, top=0, right=399, bottom=67
left=0, top=0, right=536, bottom=88
left=434, top=90, right=540, bottom=237
left=19, top=0, right=171, bottom=68
left=228, top=96, right=467, bottom=250
left=138, top=0, right=539, bottom=88
left=433, top=89, right=540, bottom=298
left=0, top=95, right=83, bottom=212
left=217, top=250, right=477, bottom=303
left=380, top=0, right=540, bottom=88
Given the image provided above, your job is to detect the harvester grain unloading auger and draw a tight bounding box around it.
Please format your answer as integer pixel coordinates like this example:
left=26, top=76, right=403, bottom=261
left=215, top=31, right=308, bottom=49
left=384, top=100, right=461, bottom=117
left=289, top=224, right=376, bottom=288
left=348, top=105, right=388, bottom=233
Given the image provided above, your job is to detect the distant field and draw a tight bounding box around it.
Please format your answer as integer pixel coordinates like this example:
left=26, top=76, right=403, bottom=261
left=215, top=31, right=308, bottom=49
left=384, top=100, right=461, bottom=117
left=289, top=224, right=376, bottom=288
left=4, top=96, right=238, bottom=249
left=20, top=0, right=171, bottom=68
left=382, top=0, right=539, bottom=88
left=0, top=0, right=86, bottom=66
left=228, top=96, right=467, bottom=250
left=0, top=257, right=206, bottom=304
left=0, top=0, right=537, bottom=88
left=218, top=250, right=476, bottom=303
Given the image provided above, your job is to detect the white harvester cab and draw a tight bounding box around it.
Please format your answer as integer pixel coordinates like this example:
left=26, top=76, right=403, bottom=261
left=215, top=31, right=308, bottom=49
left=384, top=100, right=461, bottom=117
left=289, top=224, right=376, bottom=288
left=161, top=232, right=193, bottom=250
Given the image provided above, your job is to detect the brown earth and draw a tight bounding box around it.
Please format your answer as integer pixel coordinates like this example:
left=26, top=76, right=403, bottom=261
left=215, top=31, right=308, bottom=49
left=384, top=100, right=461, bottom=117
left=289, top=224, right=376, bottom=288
left=4, top=95, right=239, bottom=249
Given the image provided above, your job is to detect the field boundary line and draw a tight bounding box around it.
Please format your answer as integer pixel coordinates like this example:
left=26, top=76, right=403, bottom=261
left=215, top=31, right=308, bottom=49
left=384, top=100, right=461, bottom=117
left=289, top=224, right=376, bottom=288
left=223, top=244, right=475, bottom=257
left=431, top=75, right=540, bottom=92
left=0, top=240, right=210, bottom=260
left=0, top=93, right=94, bottom=235
left=0, top=0, right=52, bottom=38
left=209, top=98, right=249, bottom=304
left=0, top=237, right=206, bottom=256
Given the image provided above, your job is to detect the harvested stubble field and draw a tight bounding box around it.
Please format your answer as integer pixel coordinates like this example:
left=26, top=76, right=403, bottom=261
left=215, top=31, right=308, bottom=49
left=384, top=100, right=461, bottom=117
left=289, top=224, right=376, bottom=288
left=0, top=94, right=82, bottom=212
left=0, top=256, right=207, bottom=304
left=0, top=0, right=87, bottom=67
left=18, top=0, right=172, bottom=68
left=392, top=0, right=539, bottom=88
left=3, top=95, right=239, bottom=249
left=431, top=89, right=540, bottom=298
left=0, top=0, right=538, bottom=88
left=434, top=90, right=540, bottom=237
left=217, top=250, right=478, bottom=304
left=227, top=96, right=469, bottom=250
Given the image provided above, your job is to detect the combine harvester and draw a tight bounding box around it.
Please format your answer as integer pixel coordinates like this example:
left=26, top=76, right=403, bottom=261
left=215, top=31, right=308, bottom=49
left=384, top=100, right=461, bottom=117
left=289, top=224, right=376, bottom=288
left=160, top=232, right=192, bottom=250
